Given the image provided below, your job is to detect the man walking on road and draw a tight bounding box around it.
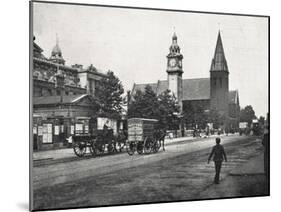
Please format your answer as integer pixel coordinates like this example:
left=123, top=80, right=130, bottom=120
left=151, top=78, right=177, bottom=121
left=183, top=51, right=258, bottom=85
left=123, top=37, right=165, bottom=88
left=208, top=137, right=227, bottom=184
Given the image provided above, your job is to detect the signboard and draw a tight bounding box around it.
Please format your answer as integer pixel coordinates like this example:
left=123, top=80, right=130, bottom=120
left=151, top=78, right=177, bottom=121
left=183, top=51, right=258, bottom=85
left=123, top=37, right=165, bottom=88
left=47, top=134, right=52, bottom=143
left=71, top=125, right=74, bottom=135
left=38, top=126, right=43, bottom=136
left=84, top=125, right=89, bottom=133
left=42, top=124, right=48, bottom=143
left=239, top=122, right=247, bottom=129
left=33, top=126, right=37, bottom=134
left=54, top=126, right=60, bottom=135
left=42, top=123, right=53, bottom=143
left=75, top=123, right=83, bottom=134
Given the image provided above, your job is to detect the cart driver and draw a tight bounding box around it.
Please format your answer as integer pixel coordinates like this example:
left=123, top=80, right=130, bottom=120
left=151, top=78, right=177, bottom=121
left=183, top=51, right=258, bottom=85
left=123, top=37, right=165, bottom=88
left=103, top=120, right=111, bottom=137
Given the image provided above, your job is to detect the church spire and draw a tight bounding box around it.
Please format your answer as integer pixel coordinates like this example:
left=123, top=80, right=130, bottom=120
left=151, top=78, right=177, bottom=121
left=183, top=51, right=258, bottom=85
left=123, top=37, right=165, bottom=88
left=210, top=31, right=228, bottom=72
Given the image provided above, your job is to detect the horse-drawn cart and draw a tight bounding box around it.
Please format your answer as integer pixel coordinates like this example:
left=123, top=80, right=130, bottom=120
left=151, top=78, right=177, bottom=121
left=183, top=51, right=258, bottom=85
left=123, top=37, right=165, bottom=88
left=126, top=118, right=162, bottom=155
left=72, top=129, right=117, bottom=157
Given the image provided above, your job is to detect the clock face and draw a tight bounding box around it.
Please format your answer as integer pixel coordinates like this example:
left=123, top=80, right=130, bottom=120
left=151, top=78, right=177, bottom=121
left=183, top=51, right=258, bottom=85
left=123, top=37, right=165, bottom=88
left=169, top=58, right=177, bottom=67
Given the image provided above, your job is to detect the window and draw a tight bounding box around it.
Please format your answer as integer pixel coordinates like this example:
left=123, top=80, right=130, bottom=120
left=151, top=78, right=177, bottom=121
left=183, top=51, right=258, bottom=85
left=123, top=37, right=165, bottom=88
left=57, top=90, right=61, bottom=95
left=65, top=91, right=69, bottom=95
left=219, top=77, right=222, bottom=88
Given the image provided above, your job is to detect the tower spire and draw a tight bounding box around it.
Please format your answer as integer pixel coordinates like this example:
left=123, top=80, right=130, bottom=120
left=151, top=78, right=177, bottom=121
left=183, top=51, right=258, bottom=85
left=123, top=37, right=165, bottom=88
left=56, top=33, right=59, bottom=46
left=50, top=33, right=65, bottom=65
left=210, top=31, right=228, bottom=72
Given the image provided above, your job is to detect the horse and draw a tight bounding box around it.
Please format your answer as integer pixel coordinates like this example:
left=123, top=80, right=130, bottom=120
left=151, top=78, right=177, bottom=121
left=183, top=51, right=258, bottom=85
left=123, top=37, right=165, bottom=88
left=154, top=129, right=166, bottom=151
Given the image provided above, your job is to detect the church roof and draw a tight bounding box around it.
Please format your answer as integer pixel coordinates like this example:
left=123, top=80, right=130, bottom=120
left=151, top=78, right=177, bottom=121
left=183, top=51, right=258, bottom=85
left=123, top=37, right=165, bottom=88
left=132, top=78, right=210, bottom=101
left=182, top=78, right=210, bottom=100
left=33, top=94, right=90, bottom=105
left=132, top=78, right=239, bottom=104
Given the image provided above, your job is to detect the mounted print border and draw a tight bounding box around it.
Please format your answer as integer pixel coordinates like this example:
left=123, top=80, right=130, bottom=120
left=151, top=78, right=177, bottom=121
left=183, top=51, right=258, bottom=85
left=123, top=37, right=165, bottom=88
left=30, top=1, right=270, bottom=211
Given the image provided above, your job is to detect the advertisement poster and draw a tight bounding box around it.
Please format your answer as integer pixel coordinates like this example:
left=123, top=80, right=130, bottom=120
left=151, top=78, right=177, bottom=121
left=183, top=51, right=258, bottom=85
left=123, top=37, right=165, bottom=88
left=54, top=126, right=59, bottom=135
left=38, top=126, right=43, bottom=136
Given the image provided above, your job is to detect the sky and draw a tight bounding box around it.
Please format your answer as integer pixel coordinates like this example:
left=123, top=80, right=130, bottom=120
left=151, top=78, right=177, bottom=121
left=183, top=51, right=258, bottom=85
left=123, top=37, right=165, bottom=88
left=33, top=2, right=269, bottom=118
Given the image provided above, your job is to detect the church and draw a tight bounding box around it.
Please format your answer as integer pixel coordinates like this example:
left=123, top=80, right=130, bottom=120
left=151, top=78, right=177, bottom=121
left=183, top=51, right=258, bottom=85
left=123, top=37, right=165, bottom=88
left=131, top=31, right=240, bottom=130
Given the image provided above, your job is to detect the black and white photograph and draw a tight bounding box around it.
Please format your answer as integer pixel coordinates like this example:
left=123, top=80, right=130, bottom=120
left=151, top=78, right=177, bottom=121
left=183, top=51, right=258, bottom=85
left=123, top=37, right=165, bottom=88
left=30, top=1, right=269, bottom=211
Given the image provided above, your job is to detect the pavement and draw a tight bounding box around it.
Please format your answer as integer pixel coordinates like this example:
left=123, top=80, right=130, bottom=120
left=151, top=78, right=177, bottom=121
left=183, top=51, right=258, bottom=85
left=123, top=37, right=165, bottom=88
left=198, top=152, right=269, bottom=199
left=32, top=134, right=222, bottom=166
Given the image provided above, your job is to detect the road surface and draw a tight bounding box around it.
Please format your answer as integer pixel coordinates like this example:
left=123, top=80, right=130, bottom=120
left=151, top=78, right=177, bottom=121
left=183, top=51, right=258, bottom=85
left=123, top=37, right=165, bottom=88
left=33, top=134, right=264, bottom=210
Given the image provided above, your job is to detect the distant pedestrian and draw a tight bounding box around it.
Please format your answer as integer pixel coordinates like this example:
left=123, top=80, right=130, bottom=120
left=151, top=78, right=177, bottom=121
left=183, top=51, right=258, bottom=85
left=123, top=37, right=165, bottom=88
left=208, top=137, right=227, bottom=184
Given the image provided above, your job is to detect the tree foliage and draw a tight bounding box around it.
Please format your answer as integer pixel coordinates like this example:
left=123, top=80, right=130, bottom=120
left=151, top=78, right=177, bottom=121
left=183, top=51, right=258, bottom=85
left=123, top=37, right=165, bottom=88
left=157, top=89, right=180, bottom=130
left=258, top=116, right=265, bottom=126
left=95, top=70, right=124, bottom=119
left=128, top=85, right=180, bottom=130
left=182, top=101, right=209, bottom=129
left=240, top=105, right=257, bottom=125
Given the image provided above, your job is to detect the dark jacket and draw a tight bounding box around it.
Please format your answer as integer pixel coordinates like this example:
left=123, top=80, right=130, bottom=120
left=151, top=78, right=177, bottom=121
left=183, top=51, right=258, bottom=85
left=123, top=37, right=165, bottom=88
left=262, top=132, right=269, bottom=154
left=208, top=144, right=227, bottom=162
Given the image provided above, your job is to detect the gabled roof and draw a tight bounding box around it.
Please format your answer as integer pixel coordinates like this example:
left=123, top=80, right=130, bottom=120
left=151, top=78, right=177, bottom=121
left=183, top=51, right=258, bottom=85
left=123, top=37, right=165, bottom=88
left=132, top=78, right=210, bottom=101
left=33, top=94, right=90, bottom=105
left=182, top=78, right=210, bottom=100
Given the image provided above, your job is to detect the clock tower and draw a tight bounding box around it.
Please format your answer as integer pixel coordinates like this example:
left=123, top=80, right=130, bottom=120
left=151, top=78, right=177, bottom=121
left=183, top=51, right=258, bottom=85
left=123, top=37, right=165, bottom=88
left=167, top=32, right=183, bottom=110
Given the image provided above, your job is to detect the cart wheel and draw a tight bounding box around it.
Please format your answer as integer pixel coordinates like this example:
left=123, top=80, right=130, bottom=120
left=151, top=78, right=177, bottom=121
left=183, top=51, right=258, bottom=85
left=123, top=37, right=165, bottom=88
left=96, top=143, right=105, bottom=155
left=107, top=143, right=115, bottom=154
left=144, top=144, right=152, bottom=154
left=73, top=142, right=86, bottom=157
left=152, top=140, right=161, bottom=153
left=126, top=142, right=136, bottom=156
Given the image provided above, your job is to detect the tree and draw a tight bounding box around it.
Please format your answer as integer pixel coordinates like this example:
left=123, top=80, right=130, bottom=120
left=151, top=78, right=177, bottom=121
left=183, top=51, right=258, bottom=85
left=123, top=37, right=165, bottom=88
left=157, top=89, right=180, bottom=130
left=258, top=116, right=265, bottom=126
left=95, top=70, right=124, bottom=119
left=208, top=109, right=221, bottom=129
left=240, top=105, right=257, bottom=125
left=183, top=101, right=208, bottom=129
left=128, top=85, right=159, bottom=119
left=128, top=87, right=180, bottom=130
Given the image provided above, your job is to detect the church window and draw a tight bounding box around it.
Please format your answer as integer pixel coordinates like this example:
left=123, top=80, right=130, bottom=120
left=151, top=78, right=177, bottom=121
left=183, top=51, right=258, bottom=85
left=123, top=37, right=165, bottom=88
left=214, top=78, right=217, bottom=86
